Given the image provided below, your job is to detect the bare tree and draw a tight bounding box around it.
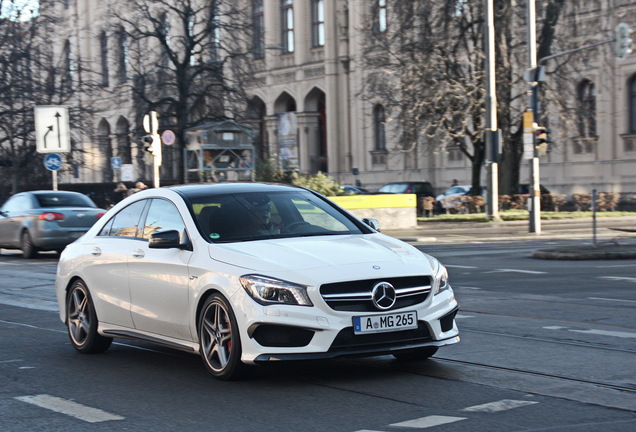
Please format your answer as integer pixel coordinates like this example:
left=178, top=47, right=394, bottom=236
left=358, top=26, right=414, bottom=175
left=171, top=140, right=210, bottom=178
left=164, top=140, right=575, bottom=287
left=360, top=0, right=567, bottom=195
left=0, top=2, right=86, bottom=195
left=110, top=0, right=255, bottom=183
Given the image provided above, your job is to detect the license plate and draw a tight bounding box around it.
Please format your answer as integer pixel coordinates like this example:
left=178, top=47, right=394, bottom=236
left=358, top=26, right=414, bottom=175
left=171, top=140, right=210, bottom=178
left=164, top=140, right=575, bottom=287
left=353, top=311, right=418, bottom=335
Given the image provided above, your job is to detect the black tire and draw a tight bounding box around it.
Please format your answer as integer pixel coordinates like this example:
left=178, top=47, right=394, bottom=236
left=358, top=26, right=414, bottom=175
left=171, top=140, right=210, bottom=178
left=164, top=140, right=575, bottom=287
left=393, top=347, right=439, bottom=361
left=21, top=231, right=37, bottom=259
left=66, top=279, right=112, bottom=353
left=198, top=293, right=245, bottom=380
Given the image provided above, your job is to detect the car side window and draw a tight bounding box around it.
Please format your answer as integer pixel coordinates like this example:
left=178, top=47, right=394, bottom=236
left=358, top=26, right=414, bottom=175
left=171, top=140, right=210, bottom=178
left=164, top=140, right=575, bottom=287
left=2, top=195, right=31, bottom=213
left=98, top=218, right=114, bottom=236
left=139, top=199, right=186, bottom=240
left=98, top=200, right=147, bottom=237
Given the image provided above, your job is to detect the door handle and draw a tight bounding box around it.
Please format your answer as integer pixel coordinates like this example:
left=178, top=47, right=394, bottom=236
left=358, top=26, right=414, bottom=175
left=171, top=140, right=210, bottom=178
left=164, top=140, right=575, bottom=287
left=132, top=249, right=145, bottom=259
left=91, top=247, right=101, bottom=256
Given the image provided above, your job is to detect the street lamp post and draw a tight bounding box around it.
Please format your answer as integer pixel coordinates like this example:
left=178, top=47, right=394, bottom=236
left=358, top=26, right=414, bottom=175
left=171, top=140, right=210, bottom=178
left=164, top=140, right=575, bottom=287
left=485, top=0, right=500, bottom=221
left=526, top=0, right=541, bottom=233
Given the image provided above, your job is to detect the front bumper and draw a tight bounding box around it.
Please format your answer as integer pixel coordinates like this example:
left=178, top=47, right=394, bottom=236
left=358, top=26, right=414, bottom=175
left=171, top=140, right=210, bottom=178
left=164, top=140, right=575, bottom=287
left=32, top=227, right=87, bottom=250
left=237, top=289, right=460, bottom=364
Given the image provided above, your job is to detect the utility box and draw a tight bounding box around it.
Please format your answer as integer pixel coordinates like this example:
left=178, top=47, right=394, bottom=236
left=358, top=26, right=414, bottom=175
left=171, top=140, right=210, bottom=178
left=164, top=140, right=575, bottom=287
left=184, top=120, right=255, bottom=183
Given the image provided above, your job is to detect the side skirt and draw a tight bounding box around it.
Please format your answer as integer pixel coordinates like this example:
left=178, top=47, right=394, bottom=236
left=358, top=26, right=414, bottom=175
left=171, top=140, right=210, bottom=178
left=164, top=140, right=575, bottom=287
left=102, top=329, right=199, bottom=354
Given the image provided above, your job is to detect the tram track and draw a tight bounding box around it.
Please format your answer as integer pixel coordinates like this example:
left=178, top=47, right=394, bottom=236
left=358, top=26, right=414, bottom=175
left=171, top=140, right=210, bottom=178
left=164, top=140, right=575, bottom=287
left=460, top=309, right=636, bottom=330
left=434, top=357, right=636, bottom=395
left=459, top=327, right=636, bottom=354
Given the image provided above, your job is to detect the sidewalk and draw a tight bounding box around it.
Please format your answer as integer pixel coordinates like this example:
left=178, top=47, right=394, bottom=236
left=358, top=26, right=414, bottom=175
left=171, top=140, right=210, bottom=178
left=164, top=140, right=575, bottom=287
left=382, top=216, right=636, bottom=260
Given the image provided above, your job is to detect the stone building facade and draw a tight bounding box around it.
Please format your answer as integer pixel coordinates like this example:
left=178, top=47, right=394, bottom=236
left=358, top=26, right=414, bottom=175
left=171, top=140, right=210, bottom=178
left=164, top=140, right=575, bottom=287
left=41, top=0, right=636, bottom=197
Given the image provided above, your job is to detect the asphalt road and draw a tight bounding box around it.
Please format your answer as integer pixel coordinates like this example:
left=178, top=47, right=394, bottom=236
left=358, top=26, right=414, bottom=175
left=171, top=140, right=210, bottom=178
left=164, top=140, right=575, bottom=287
left=1, top=236, right=635, bottom=431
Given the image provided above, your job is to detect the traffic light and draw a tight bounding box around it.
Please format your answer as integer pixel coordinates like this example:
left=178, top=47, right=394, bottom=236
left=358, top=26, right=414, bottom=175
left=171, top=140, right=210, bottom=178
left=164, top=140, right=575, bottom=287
left=534, top=125, right=552, bottom=156
left=616, top=23, right=633, bottom=59
left=142, top=135, right=154, bottom=153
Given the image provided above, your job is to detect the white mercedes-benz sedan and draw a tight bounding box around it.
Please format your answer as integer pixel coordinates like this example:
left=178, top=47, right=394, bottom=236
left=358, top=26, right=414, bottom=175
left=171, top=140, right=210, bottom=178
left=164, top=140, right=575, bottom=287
left=56, top=183, right=459, bottom=380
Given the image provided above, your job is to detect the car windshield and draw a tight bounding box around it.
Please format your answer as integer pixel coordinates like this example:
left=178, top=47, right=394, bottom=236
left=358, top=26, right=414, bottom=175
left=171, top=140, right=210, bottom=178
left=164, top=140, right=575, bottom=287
left=445, top=186, right=468, bottom=195
left=378, top=184, right=407, bottom=193
left=188, top=190, right=365, bottom=243
left=34, top=193, right=96, bottom=208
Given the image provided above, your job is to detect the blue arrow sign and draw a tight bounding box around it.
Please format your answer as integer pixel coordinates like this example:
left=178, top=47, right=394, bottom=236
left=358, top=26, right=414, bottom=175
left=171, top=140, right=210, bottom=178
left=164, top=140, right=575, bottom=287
left=111, top=156, right=122, bottom=170
left=44, top=153, right=63, bottom=171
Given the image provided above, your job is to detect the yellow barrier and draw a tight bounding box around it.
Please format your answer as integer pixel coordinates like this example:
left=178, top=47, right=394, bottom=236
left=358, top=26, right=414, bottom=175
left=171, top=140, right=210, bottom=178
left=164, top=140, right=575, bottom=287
left=328, top=194, right=416, bottom=210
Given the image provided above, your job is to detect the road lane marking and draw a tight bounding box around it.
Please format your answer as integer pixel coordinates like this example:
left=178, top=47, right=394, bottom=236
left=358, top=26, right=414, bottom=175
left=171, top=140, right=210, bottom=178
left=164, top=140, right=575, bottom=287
left=455, top=314, right=475, bottom=319
left=390, top=416, right=466, bottom=428
left=0, top=294, right=59, bottom=312
left=598, top=276, right=636, bottom=283
left=572, top=329, right=636, bottom=339
left=455, top=286, right=482, bottom=290
left=488, top=269, right=547, bottom=274
left=15, top=394, right=124, bottom=423
left=588, top=297, right=636, bottom=304
left=462, top=399, right=538, bottom=413
left=543, top=326, right=636, bottom=339
left=445, top=265, right=478, bottom=269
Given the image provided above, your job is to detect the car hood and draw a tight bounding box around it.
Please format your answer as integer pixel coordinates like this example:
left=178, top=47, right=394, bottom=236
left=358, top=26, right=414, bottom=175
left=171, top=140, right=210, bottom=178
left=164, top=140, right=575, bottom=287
left=209, top=233, right=431, bottom=276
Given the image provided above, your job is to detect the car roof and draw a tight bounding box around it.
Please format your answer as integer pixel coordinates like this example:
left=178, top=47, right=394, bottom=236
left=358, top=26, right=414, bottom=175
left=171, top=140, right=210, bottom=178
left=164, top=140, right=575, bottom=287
left=20, top=190, right=86, bottom=195
left=163, top=182, right=308, bottom=200
left=382, top=181, right=430, bottom=185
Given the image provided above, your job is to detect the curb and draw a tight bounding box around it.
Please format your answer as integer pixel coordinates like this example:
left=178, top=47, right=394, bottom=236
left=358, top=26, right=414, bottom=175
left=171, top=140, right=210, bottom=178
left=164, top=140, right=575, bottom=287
left=532, top=246, right=636, bottom=260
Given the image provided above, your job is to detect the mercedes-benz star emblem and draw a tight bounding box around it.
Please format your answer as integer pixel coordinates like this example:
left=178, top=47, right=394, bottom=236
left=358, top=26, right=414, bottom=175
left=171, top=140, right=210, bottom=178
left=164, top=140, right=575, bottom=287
left=371, top=282, right=396, bottom=310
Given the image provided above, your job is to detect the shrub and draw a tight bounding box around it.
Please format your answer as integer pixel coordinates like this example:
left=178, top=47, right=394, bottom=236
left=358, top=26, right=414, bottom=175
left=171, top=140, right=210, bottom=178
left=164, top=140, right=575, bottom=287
left=572, top=193, right=592, bottom=211
left=551, top=194, right=568, bottom=212
left=598, top=192, right=619, bottom=211
left=254, top=158, right=286, bottom=183
left=290, top=171, right=343, bottom=196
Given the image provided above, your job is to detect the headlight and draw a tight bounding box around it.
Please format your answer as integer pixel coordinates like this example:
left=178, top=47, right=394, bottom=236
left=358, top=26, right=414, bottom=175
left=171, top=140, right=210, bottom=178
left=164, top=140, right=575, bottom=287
left=425, top=255, right=450, bottom=295
left=240, top=275, right=313, bottom=306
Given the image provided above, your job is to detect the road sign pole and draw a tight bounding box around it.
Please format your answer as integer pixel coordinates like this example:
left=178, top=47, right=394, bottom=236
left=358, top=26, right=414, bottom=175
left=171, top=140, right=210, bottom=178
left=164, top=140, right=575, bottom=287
left=153, top=164, right=160, bottom=188
left=52, top=170, right=58, bottom=191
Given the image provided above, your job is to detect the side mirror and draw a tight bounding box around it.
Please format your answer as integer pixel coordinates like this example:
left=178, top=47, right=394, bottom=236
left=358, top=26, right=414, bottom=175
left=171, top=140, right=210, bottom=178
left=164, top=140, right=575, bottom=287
left=362, top=218, right=380, bottom=232
left=149, top=230, right=190, bottom=250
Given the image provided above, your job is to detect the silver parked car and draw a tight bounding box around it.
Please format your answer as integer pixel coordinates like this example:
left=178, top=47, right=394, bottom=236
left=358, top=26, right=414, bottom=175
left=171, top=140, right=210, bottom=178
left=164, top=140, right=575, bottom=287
left=0, top=190, right=106, bottom=258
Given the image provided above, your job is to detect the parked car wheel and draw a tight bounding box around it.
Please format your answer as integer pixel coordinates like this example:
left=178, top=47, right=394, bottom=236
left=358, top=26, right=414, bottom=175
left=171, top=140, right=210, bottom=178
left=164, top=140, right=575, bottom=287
left=198, top=293, right=245, bottom=380
left=21, top=231, right=36, bottom=258
left=392, top=346, right=438, bottom=361
left=66, top=279, right=113, bottom=353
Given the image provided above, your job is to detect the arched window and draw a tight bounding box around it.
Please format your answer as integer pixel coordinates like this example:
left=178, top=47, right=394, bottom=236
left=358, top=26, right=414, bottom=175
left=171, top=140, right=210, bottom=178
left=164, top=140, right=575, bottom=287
left=118, top=29, right=128, bottom=83
left=311, top=0, right=325, bottom=47
left=100, top=32, right=109, bottom=87
left=373, top=105, right=386, bottom=151
left=281, top=0, right=294, bottom=53
left=253, top=0, right=265, bottom=58
left=577, top=79, right=596, bottom=137
left=373, top=0, right=387, bottom=34
left=63, top=40, right=74, bottom=91
left=160, top=13, right=171, bottom=68
left=209, top=4, right=221, bottom=61
left=629, top=75, right=636, bottom=134
left=187, top=11, right=198, bottom=65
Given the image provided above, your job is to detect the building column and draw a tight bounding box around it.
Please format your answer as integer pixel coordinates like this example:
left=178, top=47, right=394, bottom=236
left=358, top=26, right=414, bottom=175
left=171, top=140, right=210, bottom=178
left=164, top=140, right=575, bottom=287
left=297, top=112, right=322, bottom=173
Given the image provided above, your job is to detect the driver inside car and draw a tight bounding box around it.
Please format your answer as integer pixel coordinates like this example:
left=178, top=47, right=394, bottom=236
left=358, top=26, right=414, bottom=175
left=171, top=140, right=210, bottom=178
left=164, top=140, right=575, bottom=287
left=240, top=195, right=281, bottom=235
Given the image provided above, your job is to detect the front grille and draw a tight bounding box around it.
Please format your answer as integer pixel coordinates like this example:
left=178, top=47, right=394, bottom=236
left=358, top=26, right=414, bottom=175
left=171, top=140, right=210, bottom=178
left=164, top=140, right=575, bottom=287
left=329, top=322, right=433, bottom=352
left=320, top=276, right=431, bottom=312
